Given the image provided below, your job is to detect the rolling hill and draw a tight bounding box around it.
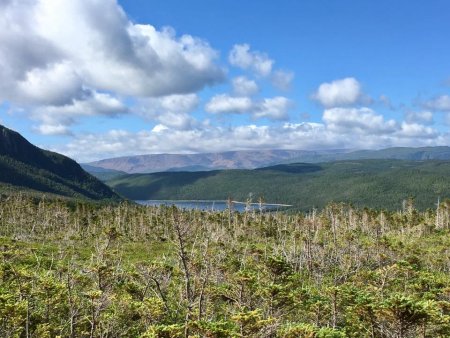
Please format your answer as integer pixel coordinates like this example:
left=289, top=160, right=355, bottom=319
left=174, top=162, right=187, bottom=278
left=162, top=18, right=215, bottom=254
left=105, top=160, right=450, bottom=211
left=281, top=146, right=450, bottom=163
left=80, top=164, right=127, bottom=181
left=0, top=124, right=122, bottom=201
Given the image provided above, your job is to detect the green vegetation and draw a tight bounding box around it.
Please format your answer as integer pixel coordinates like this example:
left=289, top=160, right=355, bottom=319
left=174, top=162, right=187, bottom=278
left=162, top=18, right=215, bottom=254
left=1, top=194, right=450, bottom=337
left=280, top=146, right=450, bottom=164
left=80, top=164, right=127, bottom=181
left=106, top=160, right=450, bottom=210
left=0, top=124, right=121, bottom=201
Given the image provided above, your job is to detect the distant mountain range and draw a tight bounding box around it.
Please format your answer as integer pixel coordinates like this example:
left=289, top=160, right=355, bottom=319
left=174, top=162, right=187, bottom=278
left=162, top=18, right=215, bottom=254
left=85, top=147, right=450, bottom=174
left=105, top=160, right=450, bottom=211
left=0, top=124, right=121, bottom=201
left=85, top=149, right=340, bottom=174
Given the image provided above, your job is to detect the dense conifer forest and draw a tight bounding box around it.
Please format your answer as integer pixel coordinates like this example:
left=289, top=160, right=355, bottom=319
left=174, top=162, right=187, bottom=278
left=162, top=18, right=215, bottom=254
left=106, top=160, right=450, bottom=211
left=1, top=194, right=449, bottom=337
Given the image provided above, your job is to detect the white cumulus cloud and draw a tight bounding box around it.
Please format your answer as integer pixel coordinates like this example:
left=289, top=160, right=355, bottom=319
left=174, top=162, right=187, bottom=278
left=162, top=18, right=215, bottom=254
left=404, top=111, right=434, bottom=125
left=313, top=77, right=362, bottom=107
left=229, top=44, right=274, bottom=77
left=253, top=97, right=292, bottom=120
left=139, top=94, right=199, bottom=117
left=34, top=124, right=71, bottom=136
left=205, top=95, right=254, bottom=115
left=205, top=94, right=291, bottom=120
left=33, top=92, right=128, bottom=135
left=397, top=122, right=438, bottom=138
left=138, top=94, right=199, bottom=130
left=17, top=62, right=85, bottom=106
left=232, top=76, right=259, bottom=96
left=0, top=0, right=225, bottom=133
left=271, top=70, right=294, bottom=91
left=323, top=107, right=397, bottom=134
left=424, top=95, right=450, bottom=112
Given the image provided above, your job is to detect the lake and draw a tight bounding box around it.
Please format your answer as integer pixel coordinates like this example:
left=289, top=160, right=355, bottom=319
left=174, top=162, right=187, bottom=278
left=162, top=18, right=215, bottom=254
left=136, top=200, right=291, bottom=212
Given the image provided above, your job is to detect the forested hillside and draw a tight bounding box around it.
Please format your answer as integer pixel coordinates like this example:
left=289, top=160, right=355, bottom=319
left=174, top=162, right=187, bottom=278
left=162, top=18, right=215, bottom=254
left=80, top=164, right=127, bottom=181
left=0, top=125, right=121, bottom=201
left=106, top=160, right=450, bottom=211
left=0, top=195, right=449, bottom=337
left=280, top=146, right=450, bottom=164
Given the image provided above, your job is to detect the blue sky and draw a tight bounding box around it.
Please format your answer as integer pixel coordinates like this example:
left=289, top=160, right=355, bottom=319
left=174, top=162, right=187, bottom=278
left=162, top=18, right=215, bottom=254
left=1, top=0, right=449, bottom=161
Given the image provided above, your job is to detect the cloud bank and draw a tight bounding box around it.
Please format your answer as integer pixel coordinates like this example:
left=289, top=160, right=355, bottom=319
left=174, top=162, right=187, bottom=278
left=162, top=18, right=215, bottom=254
left=54, top=104, right=448, bottom=162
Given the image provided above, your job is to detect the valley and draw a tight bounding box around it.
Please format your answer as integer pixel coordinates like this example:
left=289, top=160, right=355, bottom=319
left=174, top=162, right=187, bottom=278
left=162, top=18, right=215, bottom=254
left=104, top=160, right=450, bottom=211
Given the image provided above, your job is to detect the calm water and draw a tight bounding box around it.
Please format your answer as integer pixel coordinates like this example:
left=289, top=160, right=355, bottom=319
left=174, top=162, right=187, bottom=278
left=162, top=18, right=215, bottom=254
left=136, top=200, right=290, bottom=212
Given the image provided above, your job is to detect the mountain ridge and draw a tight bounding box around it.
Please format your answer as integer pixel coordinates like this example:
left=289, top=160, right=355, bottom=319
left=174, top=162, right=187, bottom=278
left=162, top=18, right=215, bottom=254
left=0, top=124, right=121, bottom=201
left=87, top=149, right=328, bottom=173
left=85, top=146, right=450, bottom=174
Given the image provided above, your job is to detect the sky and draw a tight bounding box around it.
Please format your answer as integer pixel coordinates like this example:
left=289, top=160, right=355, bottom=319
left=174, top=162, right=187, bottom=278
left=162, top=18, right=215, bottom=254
left=1, top=0, right=450, bottom=162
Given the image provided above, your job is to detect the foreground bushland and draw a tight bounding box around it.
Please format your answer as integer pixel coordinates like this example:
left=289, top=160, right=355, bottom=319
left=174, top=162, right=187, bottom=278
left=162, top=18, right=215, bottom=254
left=1, top=195, right=450, bottom=337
